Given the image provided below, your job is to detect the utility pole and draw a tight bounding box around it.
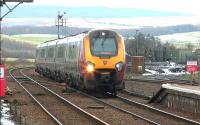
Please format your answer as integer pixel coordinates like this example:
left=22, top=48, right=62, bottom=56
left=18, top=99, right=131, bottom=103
left=135, top=29, right=139, bottom=56
left=0, top=0, right=4, bottom=65
left=0, top=0, right=29, bottom=64
left=56, top=11, right=66, bottom=39
left=57, top=11, right=60, bottom=39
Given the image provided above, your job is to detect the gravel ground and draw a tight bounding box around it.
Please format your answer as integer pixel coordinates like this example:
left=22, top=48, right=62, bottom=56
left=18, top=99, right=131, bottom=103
left=117, top=92, right=149, bottom=104
left=61, top=92, right=150, bottom=125
left=29, top=71, right=151, bottom=125
left=100, top=98, right=187, bottom=125
left=29, top=69, right=200, bottom=124
left=5, top=68, right=151, bottom=125
left=125, top=80, right=162, bottom=97
left=6, top=69, right=56, bottom=125
left=22, top=82, right=95, bottom=125
left=5, top=68, right=200, bottom=125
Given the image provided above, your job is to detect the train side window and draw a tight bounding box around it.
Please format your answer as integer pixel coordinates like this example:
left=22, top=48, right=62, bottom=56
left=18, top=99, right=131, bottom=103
left=66, top=44, right=68, bottom=60
left=74, top=43, right=78, bottom=59
left=48, top=47, right=54, bottom=58
left=72, top=43, right=77, bottom=59
left=36, top=49, right=38, bottom=58
left=68, top=45, right=73, bottom=59
left=41, top=49, right=45, bottom=58
left=57, top=46, right=64, bottom=58
left=68, top=44, right=74, bottom=59
left=67, top=43, right=77, bottom=60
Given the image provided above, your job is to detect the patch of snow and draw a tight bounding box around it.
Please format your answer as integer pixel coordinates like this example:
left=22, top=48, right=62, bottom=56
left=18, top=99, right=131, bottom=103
left=144, top=62, right=187, bottom=76
left=0, top=100, right=15, bottom=125
left=142, top=69, right=159, bottom=76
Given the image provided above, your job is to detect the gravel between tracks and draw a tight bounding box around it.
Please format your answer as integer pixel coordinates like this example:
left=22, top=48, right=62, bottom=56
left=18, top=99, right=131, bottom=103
left=6, top=69, right=56, bottom=125
left=30, top=72, right=151, bottom=125
left=22, top=81, right=95, bottom=125
left=6, top=68, right=200, bottom=125
left=6, top=68, right=151, bottom=125
left=125, top=80, right=162, bottom=97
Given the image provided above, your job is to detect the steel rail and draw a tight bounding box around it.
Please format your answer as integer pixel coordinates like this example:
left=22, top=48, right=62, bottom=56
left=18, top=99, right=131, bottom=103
left=20, top=68, right=109, bottom=125
left=120, top=89, right=152, bottom=100
left=20, top=67, right=160, bottom=125
left=61, top=88, right=160, bottom=125
left=116, top=94, right=200, bottom=125
left=9, top=68, right=63, bottom=125
left=23, top=67, right=200, bottom=125
left=127, top=78, right=197, bottom=85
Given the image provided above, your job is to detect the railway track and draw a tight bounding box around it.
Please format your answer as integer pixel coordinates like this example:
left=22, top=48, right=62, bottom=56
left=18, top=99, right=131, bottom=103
left=18, top=67, right=200, bottom=125
left=124, top=78, right=197, bottom=98
left=128, top=78, right=198, bottom=85
left=9, top=67, right=109, bottom=125
left=21, top=68, right=156, bottom=125
left=70, top=89, right=200, bottom=125
left=116, top=92, right=200, bottom=125
left=120, top=89, right=152, bottom=100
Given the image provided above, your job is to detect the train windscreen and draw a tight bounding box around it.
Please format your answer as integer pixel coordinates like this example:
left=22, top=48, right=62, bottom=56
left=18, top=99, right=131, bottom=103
left=90, top=30, right=118, bottom=57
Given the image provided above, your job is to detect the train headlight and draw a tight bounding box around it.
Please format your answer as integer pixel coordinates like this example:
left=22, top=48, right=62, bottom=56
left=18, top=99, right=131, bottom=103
left=86, top=62, right=95, bottom=72
left=116, top=62, right=123, bottom=72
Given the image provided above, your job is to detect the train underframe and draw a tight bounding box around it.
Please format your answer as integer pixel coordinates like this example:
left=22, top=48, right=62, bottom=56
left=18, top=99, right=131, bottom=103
left=35, top=66, right=124, bottom=95
left=81, top=70, right=124, bottom=95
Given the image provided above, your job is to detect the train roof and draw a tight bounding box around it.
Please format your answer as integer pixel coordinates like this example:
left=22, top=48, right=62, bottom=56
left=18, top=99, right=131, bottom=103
left=88, top=28, right=116, bottom=33
left=57, top=33, right=86, bottom=45
left=36, top=29, right=120, bottom=48
left=37, top=33, right=86, bottom=48
left=37, top=42, right=49, bottom=48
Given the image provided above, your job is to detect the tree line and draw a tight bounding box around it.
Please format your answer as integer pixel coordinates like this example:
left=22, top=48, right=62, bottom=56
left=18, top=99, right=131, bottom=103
left=3, top=24, right=200, bottom=36
left=2, top=38, right=36, bottom=59
left=1, top=31, right=196, bottom=63
left=125, top=32, right=179, bottom=62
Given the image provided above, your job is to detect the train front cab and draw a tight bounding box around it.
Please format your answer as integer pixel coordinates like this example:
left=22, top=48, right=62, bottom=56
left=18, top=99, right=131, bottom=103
left=80, top=30, right=126, bottom=94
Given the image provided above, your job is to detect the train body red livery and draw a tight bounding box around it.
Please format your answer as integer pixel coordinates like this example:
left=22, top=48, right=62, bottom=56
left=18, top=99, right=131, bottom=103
left=35, top=29, right=126, bottom=94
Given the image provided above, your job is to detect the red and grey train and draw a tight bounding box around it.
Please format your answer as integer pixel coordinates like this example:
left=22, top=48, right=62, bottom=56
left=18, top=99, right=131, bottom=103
left=35, top=29, right=126, bottom=94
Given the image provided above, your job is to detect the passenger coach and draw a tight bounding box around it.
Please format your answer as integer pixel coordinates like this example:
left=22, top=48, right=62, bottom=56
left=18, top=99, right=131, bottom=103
left=35, top=29, right=126, bottom=95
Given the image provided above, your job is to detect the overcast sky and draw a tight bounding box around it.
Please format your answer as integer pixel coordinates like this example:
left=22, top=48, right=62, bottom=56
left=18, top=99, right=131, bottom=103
left=4, top=0, right=200, bottom=27
left=30, top=0, right=200, bottom=16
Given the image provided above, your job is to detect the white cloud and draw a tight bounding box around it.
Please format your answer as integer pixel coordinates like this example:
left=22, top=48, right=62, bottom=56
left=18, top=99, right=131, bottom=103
left=27, top=0, right=200, bottom=15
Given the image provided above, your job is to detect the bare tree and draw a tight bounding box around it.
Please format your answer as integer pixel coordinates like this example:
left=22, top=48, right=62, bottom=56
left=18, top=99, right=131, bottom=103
left=186, top=43, right=194, bottom=51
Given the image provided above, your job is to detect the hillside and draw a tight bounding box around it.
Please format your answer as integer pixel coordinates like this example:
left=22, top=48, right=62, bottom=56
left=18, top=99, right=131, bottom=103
left=2, top=24, right=200, bottom=37
left=2, top=34, right=56, bottom=45
left=2, top=36, right=36, bottom=59
left=158, top=31, right=200, bottom=48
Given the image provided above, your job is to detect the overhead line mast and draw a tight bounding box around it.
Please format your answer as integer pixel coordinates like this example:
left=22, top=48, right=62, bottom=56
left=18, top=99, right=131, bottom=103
left=0, top=0, right=33, bottom=64
left=0, top=1, right=33, bottom=118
